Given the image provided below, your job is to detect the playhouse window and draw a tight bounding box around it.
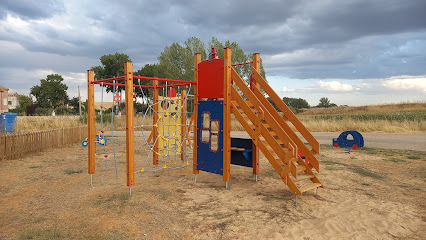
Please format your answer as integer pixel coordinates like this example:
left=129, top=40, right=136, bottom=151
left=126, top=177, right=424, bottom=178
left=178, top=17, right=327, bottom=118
left=210, top=135, right=218, bottom=152
left=201, top=112, right=211, bottom=143
left=211, top=120, right=219, bottom=133
left=201, top=129, right=210, bottom=143
left=202, top=112, right=210, bottom=129
left=210, top=120, right=220, bottom=152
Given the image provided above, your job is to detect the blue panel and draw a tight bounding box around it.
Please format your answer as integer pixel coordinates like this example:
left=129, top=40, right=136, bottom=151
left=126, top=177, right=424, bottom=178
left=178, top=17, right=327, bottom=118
left=197, top=100, right=224, bottom=175
left=0, top=113, right=17, bottom=133
left=230, top=138, right=253, bottom=168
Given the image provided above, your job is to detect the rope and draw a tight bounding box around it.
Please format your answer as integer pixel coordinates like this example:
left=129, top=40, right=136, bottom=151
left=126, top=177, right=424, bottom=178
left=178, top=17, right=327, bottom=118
left=111, top=80, right=118, bottom=186
left=100, top=82, right=108, bottom=186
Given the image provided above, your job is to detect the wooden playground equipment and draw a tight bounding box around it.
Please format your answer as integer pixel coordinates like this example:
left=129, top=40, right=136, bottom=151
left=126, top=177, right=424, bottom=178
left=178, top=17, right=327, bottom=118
left=87, top=48, right=323, bottom=203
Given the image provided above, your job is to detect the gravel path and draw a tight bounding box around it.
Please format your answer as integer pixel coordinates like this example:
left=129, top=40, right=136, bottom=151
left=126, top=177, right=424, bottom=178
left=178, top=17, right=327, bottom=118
left=103, top=131, right=426, bottom=152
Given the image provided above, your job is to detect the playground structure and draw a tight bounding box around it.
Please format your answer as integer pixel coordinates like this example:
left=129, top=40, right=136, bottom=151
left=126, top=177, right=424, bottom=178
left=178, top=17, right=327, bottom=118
left=87, top=48, right=323, bottom=201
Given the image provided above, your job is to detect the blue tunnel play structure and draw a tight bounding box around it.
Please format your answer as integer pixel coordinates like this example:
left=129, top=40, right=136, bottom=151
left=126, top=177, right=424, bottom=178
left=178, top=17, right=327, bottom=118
left=333, top=130, right=364, bottom=149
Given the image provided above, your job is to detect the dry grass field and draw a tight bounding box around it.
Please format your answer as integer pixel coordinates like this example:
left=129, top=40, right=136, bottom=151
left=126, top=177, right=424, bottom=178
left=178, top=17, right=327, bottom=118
left=299, top=102, right=426, bottom=115
left=0, top=137, right=425, bottom=239
left=297, top=102, right=426, bottom=132
left=15, top=100, right=426, bottom=134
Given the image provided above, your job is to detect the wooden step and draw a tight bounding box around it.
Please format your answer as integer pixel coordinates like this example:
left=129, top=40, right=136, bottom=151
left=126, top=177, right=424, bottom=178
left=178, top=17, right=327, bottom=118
left=299, top=183, right=322, bottom=193
left=296, top=165, right=306, bottom=173
left=292, top=174, right=314, bottom=182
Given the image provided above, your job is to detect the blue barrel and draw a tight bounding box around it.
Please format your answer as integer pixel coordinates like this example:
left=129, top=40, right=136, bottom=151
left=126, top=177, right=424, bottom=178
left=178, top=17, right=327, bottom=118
left=0, top=112, right=17, bottom=133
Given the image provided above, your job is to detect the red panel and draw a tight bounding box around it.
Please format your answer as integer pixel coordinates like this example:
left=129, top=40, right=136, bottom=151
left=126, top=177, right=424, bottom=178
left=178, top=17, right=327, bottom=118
left=167, top=88, right=177, bottom=97
left=198, top=59, right=224, bottom=99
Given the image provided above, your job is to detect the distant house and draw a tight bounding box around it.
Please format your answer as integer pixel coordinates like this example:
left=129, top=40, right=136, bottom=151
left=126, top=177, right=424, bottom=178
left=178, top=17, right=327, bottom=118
left=8, top=92, right=19, bottom=110
left=0, top=85, right=9, bottom=113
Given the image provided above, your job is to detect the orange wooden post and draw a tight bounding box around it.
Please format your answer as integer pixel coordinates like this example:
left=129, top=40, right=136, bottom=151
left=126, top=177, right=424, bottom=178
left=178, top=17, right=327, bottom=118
left=124, top=61, right=135, bottom=190
left=152, top=80, right=159, bottom=166
left=252, top=53, right=260, bottom=180
left=87, top=70, right=95, bottom=185
left=193, top=53, right=201, bottom=177
left=223, top=48, right=232, bottom=187
left=180, top=89, right=187, bottom=162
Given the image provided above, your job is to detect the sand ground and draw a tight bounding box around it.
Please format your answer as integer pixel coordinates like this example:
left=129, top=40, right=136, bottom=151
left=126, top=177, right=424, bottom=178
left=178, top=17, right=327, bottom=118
left=0, top=137, right=425, bottom=239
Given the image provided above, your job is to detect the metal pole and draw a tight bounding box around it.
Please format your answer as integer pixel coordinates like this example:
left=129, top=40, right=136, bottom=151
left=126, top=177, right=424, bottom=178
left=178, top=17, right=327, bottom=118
left=78, top=86, right=82, bottom=116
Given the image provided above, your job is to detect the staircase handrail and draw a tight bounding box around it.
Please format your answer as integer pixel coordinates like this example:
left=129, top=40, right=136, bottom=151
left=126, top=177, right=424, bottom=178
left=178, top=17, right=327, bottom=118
left=251, top=67, right=320, bottom=154
left=232, top=67, right=320, bottom=172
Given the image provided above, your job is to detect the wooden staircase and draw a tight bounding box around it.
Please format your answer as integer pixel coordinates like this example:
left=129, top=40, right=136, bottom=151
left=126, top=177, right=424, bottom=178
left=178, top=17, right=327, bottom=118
left=230, top=67, right=323, bottom=195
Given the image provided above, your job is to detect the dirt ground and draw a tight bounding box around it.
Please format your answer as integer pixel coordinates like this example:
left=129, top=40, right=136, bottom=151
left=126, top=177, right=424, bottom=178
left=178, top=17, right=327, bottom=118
left=1, top=136, right=425, bottom=240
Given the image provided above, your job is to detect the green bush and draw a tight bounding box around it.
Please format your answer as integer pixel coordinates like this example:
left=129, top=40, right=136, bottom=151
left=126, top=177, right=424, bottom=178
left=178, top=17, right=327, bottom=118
left=55, top=106, right=72, bottom=115
left=34, top=107, right=53, bottom=116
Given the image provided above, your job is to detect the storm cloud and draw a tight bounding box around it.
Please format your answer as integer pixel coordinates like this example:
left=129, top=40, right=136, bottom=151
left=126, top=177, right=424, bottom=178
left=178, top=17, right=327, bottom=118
left=0, top=0, right=425, bottom=105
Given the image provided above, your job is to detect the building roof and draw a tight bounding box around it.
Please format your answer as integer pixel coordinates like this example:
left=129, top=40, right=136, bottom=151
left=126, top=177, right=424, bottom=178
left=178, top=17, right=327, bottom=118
left=0, top=85, right=9, bottom=92
left=8, top=92, right=18, bottom=97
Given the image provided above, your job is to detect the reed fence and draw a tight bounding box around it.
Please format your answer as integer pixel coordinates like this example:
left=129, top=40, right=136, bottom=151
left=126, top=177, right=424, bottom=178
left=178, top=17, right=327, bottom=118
left=0, top=126, right=87, bottom=160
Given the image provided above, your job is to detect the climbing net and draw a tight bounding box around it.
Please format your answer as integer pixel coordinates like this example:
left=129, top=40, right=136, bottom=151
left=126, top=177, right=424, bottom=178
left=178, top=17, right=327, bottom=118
left=135, top=80, right=195, bottom=173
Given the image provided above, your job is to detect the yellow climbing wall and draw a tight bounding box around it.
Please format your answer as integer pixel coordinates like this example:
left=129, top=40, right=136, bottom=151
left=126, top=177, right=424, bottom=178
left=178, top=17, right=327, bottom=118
left=157, top=96, right=184, bottom=163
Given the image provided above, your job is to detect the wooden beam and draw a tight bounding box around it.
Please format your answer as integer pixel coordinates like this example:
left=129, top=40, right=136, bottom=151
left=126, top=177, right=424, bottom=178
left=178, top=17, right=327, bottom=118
left=252, top=53, right=260, bottom=176
left=125, top=61, right=135, bottom=187
left=193, top=53, right=201, bottom=174
left=87, top=70, right=95, bottom=175
left=223, top=48, right=232, bottom=182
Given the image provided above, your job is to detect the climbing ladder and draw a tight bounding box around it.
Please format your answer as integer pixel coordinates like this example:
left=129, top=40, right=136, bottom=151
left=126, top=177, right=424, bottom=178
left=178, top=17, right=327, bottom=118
left=230, top=67, right=323, bottom=195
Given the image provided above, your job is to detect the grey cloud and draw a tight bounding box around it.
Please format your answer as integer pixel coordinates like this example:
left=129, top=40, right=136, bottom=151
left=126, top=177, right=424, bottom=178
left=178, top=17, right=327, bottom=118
left=0, top=0, right=64, bottom=19
left=0, top=0, right=425, bottom=104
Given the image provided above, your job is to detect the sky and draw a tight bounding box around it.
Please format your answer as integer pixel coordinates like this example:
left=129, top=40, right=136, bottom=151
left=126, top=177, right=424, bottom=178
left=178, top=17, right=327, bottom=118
left=0, top=0, right=425, bottom=106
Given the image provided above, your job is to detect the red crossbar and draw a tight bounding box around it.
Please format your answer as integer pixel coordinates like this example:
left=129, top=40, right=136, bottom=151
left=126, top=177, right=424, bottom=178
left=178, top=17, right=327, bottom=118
left=134, top=75, right=196, bottom=84
left=95, top=82, right=154, bottom=88
left=157, top=83, right=193, bottom=88
left=232, top=61, right=253, bottom=67
left=92, top=76, right=125, bottom=84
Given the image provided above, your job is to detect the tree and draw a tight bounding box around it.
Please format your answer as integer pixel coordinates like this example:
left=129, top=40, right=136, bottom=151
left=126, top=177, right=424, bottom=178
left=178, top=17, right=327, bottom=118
left=9, top=94, right=33, bottom=115
left=68, top=96, right=83, bottom=114
left=18, top=95, right=33, bottom=115
left=158, top=42, right=192, bottom=81
left=208, top=37, right=266, bottom=82
left=30, top=74, right=68, bottom=109
left=267, top=97, right=279, bottom=111
left=185, top=37, right=207, bottom=61
left=283, top=97, right=310, bottom=110
left=158, top=37, right=267, bottom=84
left=133, top=63, right=161, bottom=103
left=317, top=97, right=336, bottom=108
left=91, top=53, right=131, bottom=93
left=92, top=37, right=267, bottom=107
